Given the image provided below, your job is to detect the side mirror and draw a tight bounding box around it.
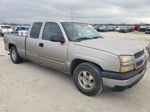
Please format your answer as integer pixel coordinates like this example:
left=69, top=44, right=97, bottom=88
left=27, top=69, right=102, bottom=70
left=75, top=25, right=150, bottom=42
left=50, top=35, right=65, bottom=43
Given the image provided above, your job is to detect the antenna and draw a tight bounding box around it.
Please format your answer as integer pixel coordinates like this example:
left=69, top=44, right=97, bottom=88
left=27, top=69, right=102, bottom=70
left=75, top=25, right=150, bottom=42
left=71, top=8, right=74, bottom=38
left=71, top=8, right=73, bottom=22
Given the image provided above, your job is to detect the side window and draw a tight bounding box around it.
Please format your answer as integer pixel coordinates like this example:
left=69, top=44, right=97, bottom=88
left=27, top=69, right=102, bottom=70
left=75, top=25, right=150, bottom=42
left=42, top=22, right=63, bottom=40
left=30, top=22, right=42, bottom=39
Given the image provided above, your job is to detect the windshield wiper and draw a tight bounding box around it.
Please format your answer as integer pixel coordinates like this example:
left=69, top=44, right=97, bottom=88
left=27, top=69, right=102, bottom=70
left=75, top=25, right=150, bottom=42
left=75, top=37, right=91, bottom=41
left=92, top=36, right=103, bottom=38
left=74, top=36, right=104, bottom=41
left=75, top=36, right=102, bottom=42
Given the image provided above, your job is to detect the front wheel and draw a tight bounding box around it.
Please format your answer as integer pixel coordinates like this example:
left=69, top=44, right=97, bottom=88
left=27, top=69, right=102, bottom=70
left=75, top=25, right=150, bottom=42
left=10, top=46, right=23, bottom=64
left=73, top=62, right=103, bottom=96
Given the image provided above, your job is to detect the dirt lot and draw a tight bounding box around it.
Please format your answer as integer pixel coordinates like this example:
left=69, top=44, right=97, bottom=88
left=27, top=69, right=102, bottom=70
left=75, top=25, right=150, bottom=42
left=0, top=32, right=150, bottom=112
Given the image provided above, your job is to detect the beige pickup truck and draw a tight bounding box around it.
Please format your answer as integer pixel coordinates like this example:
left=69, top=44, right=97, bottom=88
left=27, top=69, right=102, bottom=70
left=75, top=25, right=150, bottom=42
left=3, top=21, right=147, bottom=96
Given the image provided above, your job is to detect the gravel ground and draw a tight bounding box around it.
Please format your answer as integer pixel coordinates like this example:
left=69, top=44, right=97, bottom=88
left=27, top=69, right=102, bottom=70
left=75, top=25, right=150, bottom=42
left=0, top=32, right=150, bottom=112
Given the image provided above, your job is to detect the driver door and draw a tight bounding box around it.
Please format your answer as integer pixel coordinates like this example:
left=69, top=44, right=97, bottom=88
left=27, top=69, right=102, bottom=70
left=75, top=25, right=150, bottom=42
left=38, top=22, right=68, bottom=72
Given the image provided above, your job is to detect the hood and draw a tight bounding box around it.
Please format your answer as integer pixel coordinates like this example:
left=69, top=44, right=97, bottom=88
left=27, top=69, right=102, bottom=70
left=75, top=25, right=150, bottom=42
left=75, top=38, right=143, bottom=55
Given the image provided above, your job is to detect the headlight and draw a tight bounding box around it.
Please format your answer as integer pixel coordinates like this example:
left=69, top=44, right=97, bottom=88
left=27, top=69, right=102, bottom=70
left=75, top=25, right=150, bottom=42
left=119, top=56, right=134, bottom=63
left=120, top=65, right=135, bottom=72
left=119, top=56, right=135, bottom=72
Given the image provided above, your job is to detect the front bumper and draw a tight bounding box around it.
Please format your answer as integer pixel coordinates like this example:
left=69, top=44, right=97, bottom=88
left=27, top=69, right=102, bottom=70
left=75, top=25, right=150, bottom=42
left=146, top=46, right=150, bottom=55
left=101, top=61, right=147, bottom=91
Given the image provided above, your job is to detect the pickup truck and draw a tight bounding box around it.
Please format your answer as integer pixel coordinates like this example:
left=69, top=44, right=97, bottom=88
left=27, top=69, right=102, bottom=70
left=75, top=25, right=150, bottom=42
left=3, top=21, right=147, bottom=96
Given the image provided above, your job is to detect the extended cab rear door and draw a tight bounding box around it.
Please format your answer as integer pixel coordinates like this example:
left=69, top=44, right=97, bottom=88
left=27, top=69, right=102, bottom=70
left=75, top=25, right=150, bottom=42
left=38, top=22, right=68, bottom=72
left=26, top=22, right=43, bottom=63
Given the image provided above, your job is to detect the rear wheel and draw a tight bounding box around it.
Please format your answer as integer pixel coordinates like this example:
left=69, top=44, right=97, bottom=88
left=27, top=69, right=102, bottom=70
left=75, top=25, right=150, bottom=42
left=10, top=46, right=23, bottom=64
left=73, top=62, right=103, bottom=96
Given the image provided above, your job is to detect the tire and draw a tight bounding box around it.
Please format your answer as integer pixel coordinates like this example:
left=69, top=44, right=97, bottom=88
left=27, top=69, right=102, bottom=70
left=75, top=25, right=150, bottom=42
left=10, top=46, right=22, bottom=64
left=73, top=62, right=103, bottom=96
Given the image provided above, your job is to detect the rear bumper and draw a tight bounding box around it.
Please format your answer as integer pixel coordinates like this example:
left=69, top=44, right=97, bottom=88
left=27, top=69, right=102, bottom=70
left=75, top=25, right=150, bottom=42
left=101, top=61, right=147, bottom=90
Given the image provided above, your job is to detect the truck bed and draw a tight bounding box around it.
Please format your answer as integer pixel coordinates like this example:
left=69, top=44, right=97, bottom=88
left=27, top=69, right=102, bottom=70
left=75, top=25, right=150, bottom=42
left=4, top=34, right=27, bottom=58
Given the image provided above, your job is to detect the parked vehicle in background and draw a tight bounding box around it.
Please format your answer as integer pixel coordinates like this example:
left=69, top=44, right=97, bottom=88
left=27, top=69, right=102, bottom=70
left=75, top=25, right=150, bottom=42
left=94, top=26, right=109, bottom=32
left=145, top=29, right=150, bottom=34
left=94, top=26, right=101, bottom=32
left=99, top=26, right=108, bottom=32
left=4, top=21, right=147, bottom=96
left=0, top=25, right=13, bottom=34
left=128, top=26, right=134, bottom=32
left=115, top=27, right=121, bottom=32
left=11, top=26, right=29, bottom=34
left=107, top=26, right=116, bottom=31
left=133, top=25, right=140, bottom=31
left=138, top=26, right=147, bottom=32
left=118, top=27, right=130, bottom=33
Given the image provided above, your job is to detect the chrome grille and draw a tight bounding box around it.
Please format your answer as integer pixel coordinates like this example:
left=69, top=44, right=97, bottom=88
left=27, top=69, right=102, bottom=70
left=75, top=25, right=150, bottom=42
left=134, top=50, right=145, bottom=69
left=136, top=60, right=144, bottom=68
left=134, top=50, right=144, bottom=59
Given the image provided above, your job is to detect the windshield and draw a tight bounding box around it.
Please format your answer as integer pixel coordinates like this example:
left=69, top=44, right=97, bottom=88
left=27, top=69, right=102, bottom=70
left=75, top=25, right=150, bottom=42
left=62, top=22, right=101, bottom=41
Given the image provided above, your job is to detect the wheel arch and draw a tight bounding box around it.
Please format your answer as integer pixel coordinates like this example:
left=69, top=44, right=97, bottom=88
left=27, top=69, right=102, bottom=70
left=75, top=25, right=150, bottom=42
left=70, top=59, right=103, bottom=75
left=8, top=43, right=16, bottom=51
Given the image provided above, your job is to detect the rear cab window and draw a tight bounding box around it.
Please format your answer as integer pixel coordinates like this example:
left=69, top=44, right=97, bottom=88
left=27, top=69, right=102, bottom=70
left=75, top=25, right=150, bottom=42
left=30, top=22, right=42, bottom=39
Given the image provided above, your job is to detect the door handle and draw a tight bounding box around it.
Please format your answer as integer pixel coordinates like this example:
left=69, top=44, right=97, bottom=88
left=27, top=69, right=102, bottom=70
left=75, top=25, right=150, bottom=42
left=39, top=43, right=44, bottom=47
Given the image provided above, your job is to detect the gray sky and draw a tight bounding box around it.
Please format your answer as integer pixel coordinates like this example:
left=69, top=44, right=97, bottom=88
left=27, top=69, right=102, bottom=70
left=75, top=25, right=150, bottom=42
left=0, top=0, right=150, bottom=24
